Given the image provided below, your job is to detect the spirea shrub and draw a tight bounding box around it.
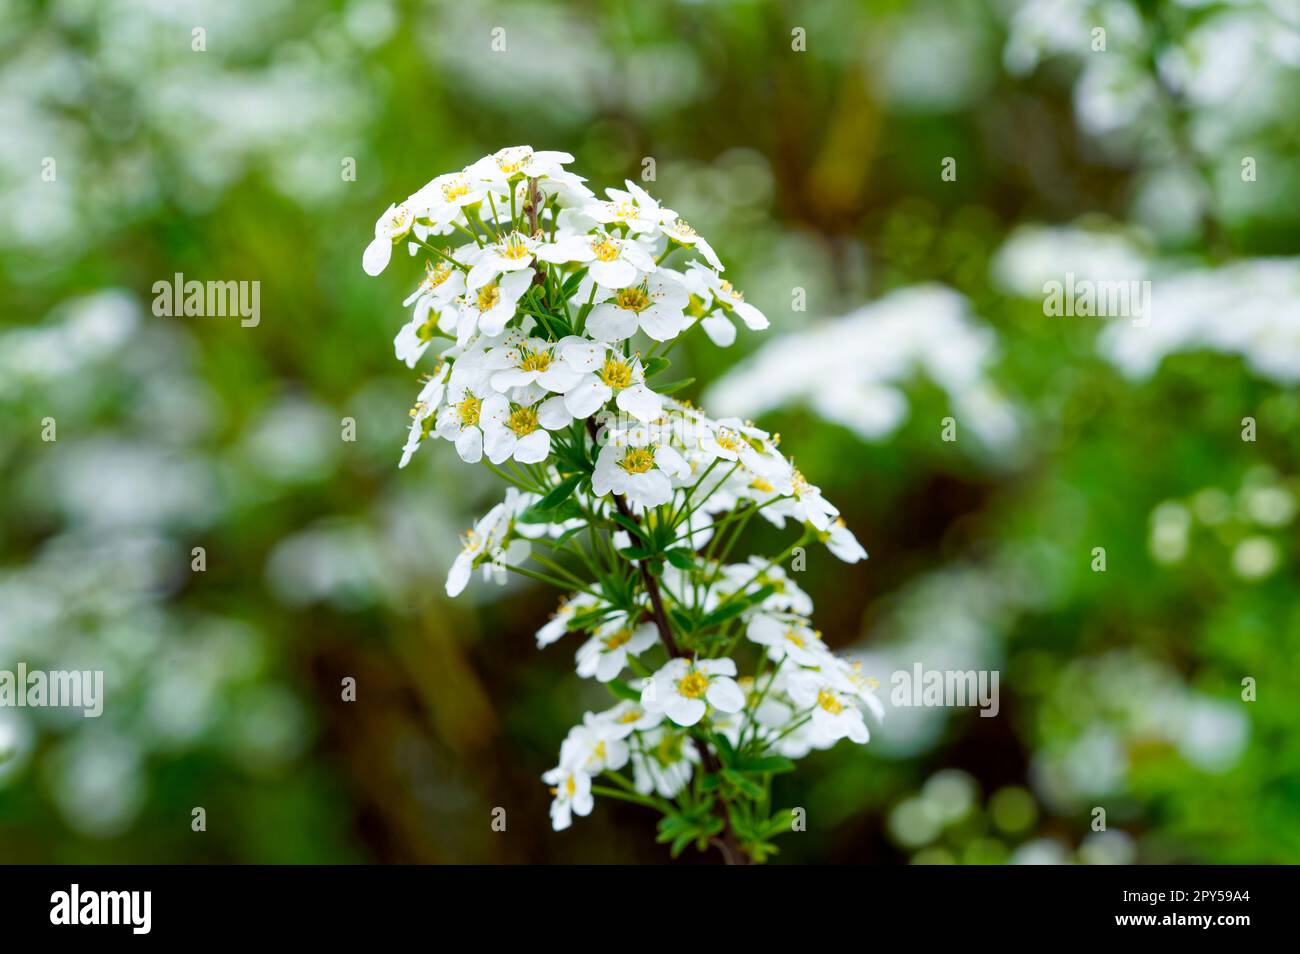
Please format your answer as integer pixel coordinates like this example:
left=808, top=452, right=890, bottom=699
left=363, top=146, right=877, bottom=863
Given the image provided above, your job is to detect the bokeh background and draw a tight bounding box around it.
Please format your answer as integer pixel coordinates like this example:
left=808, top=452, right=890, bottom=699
left=2, top=0, right=1298, bottom=864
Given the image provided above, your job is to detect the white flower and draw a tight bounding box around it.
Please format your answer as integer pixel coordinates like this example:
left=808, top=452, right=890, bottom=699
left=589, top=700, right=662, bottom=738
left=642, top=657, right=745, bottom=727
left=541, top=765, right=593, bottom=831
left=410, top=170, right=493, bottom=226
left=559, top=341, right=662, bottom=421
left=434, top=382, right=489, bottom=463
left=583, top=180, right=674, bottom=235
left=559, top=716, right=630, bottom=774
left=661, top=218, right=723, bottom=270
left=454, top=270, right=532, bottom=345
left=697, top=417, right=770, bottom=470
left=681, top=262, right=769, bottom=346
left=484, top=335, right=584, bottom=395
left=631, top=727, right=699, bottom=798
left=777, top=466, right=840, bottom=532
left=747, top=613, right=833, bottom=667
left=824, top=517, right=868, bottom=563
left=834, top=657, right=886, bottom=722
left=480, top=392, right=571, bottom=465
left=591, top=433, right=691, bottom=509
left=718, top=558, right=813, bottom=615
left=395, top=261, right=465, bottom=367
left=787, top=668, right=871, bottom=746
left=585, top=273, right=690, bottom=342
left=399, top=364, right=450, bottom=468
left=536, top=232, right=656, bottom=289
left=446, top=501, right=508, bottom=597
left=575, top=619, right=658, bottom=682
left=466, top=231, right=540, bottom=290
left=362, top=201, right=415, bottom=276
left=536, top=592, right=601, bottom=648
left=469, top=145, right=575, bottom=186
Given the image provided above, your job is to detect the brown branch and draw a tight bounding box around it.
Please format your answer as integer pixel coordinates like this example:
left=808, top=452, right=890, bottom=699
left=584, top=417, right=749, bottom=864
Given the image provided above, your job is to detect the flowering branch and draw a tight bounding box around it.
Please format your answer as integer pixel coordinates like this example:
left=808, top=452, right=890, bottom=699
left=364, top=146, right=878, bottom=864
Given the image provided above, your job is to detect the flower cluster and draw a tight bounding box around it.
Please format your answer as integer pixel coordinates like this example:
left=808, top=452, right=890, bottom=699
left=364, top=146, right=874, bottom=862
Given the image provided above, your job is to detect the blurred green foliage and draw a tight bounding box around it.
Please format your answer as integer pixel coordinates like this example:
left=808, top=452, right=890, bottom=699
left=1, top=0, right=1297, bottom=863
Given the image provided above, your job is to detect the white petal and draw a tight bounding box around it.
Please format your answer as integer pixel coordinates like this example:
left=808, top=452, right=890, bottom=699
left=363, top=237, right=392, bottom=276
left=514, top=429, right=551, bottom=464
left=538, top=396, right=572, bottom=430
left=564, top=380, right=612, bottom=419
left=706, top=677, right=745, bottom=713
left=585, top=304, right=638, bottom=342
left=616, top=383, right=662, bottom=423
left=701, top=313, right=736, bottom=347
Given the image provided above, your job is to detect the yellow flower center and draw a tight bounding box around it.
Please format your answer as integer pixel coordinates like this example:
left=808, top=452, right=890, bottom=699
left=517, top=347, right=552, bottom=372
left=416, top=312, right=440, bottom=341
left=654, top=733, right=684, bottom=766
left=477, top=284, right=501, bottom=312
left=677, top=670, right=710, bottom=699
left=599, top=357, right=633, bottom=389
left=591, top=237, right=621, bottom=262
left=507, top=406, right=539, bottom=436
left=389, top=205, right=413, bottom=231
left=615, top=287, right=650, bottom=312
left=441, top=180, right=470, bottom=202
left=715, top=429, right=741, bottom=451
left=496, top=149, right=531, bottom=175
left=602, top=628, right=633, bottom=650
left=749, top=477, right=775, bottom=494
left=592, top=741, right=607, bottom=762
left=617, top=708, right=644, bottom=724
left=672, top=219, right=697, bottom=238
left=784, top=628, right=806, bottom=648
left=422, top=260, right=453, bottom=291
left=619, top=446, right=655, bottom=474
left=501, top=232, right=532, bottom=261
left=459, top=528, right=480, bottom=553
left=816, top=689, right=845, bottom=715
left=565, top=774, right=576, bottom=796
left=720, top=279, right=743, bottom=302
left=456, top=394, right=481, bottom=427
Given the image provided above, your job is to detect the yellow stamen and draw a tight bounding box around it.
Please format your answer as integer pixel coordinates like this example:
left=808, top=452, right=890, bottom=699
left=599, top=357, right=633, bottom=389
left=619, top=446, right=655, bottom=474
left=591, top=237, right=620, bottom=262
left=507, top=405, right=539, bottom=436
left=477, top=284, right=501, bottom=312
left=676, top=670, right=709, bottom=699
left=816, top=689, right=845, bottom=715
left=456, top=394, right=481, bottom=427
left=615, top=286, right=650, bottom=312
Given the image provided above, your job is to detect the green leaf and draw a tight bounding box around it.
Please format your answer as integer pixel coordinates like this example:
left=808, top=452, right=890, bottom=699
left=697, top=599, right=750, bottom=630
left=618, top=546, right=656, bottom=561
left=610, top=513, right=650, bottom=544
left=641, top=355, right=671, bottom=378
left=607, top=678, right=643, bottom=702
left=735, top=755, right=797, bottom=775
left=655, top=377, right=695, bottom=396
left=663, top=547, right=697, bottom=570
left=722, top=769, right=765, bottom=800
left=536, top=473, right=583, bottom=510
